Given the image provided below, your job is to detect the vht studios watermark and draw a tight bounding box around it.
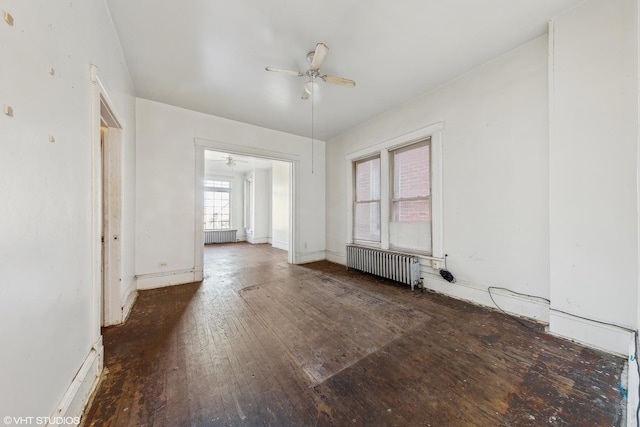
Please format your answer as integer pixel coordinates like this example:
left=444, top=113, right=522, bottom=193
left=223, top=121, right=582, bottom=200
left=3, top=416, right=80, bottom=425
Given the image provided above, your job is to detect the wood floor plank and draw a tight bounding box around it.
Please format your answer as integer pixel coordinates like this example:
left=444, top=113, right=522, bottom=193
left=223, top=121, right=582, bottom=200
left=81, top=243, right=626, bottom=427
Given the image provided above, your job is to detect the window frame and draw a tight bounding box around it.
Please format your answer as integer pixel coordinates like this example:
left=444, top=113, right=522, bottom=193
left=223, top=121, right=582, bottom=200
left=389, top=139, right=432, bottom=254
left=204, top=179, right=232, bottom=231
left=352, top=155, right=382, bottom=246
left=345, top=122, right=444, bottom=262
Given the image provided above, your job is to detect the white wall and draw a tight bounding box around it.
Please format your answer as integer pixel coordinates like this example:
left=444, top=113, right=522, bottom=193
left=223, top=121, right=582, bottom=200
left=0, top=0, right=135, bottom=420
left=272, top=161, right=290, bottom=251
left=136, top=98, right=325, bottom=288
left=327, top=36, right=551, bottom=320
left=548, top=0, right=639, bottom=354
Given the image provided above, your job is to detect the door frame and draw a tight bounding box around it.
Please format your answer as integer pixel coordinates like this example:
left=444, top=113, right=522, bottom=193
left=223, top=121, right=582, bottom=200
left=194, top=139, right=299, bottom=279
left=91, top=65, right=124, bottom=336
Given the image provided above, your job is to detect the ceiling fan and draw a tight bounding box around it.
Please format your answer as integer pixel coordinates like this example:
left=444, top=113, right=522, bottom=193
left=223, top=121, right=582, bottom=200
left=265, top=43, right=356, bottom=99
left=212, top=155, right=248, bottom=168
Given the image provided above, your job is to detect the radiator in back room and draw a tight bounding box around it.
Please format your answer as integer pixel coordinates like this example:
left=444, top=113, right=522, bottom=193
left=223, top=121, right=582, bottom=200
left=346, top=244, right=422, bottom=290
left=204, top=229, right=237, bottom=244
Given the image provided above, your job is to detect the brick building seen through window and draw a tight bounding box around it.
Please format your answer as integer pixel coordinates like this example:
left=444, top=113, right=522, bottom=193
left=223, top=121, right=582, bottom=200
left=353, top=139, right=431, bottom=254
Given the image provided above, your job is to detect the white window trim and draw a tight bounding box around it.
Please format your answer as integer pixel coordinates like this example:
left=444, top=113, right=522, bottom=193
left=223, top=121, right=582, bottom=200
left=389, top=139, right=432, bottom=254
left=345, top=122, right=444, bottom=262
left=352, top=155, right=382, bottom=247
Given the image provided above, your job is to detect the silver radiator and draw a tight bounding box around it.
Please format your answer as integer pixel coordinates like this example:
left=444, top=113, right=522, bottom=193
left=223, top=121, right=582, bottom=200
left=346, top=245, right=422, bottom=290
left=204, top=229, right=237, bottom=244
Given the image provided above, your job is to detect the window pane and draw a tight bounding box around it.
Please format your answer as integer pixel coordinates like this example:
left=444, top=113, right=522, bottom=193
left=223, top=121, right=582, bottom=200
left=205, top=180, right=231, bottom=190
left=393, top=143, right=430, bottom=198
left=393, top=199, right=430, bottom=222
left=390, top=199, right=431, bottom=253
left=354, top=201, right=380, bottom=242
left=391, top=140, right=431, bottom=254
left=355, top=157, right=380, bottom=201
left=213, top=181, right=230, bottom=188
left=390, top=220, right=431, bottom=253
left=204, top=188, right=231, bottom=230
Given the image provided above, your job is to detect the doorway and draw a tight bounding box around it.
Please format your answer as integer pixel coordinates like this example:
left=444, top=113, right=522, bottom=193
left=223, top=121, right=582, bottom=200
left=202, top=150, right=292, bottom=252
left=91, top=65, right=124, bottom=334
left=194, top=141, right=299, bottom=280
left=100, top=99, right=123, bottom=327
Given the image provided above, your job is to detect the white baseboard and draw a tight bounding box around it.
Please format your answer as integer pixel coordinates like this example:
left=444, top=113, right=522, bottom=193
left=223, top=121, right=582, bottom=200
left=136, top=269, right=200, bottom=290
left=248, top=237, right=269, bottom=244
left=271, top=239, right=289, bottom=251
left=326, top=250, right=346, bottom=265
left=421, top=270, right=550, bottom=323
left=121, top=287, right=137, bottom=322
left=50, top=339, right=103, bottom=426
left=548, top=309, right=633, bottom=357
left=295, top=250, right=326, bottom=264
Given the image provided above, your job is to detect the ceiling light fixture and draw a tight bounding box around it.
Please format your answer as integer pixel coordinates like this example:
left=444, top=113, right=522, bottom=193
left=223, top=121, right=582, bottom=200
left=304, top=80, right=319, bottom=95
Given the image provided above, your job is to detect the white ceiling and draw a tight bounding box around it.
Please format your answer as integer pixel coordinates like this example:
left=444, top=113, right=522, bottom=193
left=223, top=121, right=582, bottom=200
left=106, top=0, right=583, bottom=141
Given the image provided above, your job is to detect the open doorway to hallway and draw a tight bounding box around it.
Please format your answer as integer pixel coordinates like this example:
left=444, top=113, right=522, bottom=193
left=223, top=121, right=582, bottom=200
left=203, top=149, right=292, bottom=257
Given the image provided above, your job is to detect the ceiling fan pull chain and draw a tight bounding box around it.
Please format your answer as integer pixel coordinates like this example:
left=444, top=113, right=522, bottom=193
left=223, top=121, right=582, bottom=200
left=311, top=77, right=314, bottom=174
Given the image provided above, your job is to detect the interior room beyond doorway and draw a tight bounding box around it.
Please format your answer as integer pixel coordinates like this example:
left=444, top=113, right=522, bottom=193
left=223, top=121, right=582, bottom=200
left=203, top=149, right=291, bottom=254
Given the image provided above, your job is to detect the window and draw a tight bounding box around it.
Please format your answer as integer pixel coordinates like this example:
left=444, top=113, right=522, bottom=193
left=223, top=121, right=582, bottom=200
left=204, top=180, right=231, bottom=230
left=346, top=122, right=442, bottom=259
left=390, top=141, right=431, bottom=253
left=353, top=157, right=381, bottom=243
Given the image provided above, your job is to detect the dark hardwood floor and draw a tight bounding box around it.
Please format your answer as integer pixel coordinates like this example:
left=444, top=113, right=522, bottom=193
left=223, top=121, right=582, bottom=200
left=81, top=243, right=626, bottom=426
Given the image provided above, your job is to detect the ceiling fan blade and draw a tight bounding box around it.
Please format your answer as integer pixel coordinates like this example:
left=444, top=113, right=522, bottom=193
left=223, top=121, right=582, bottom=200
left=321, top=75, right=356, bottom=87
left=309, top=43, right=328, bottom=71
left=265, top=67, right=303, bottom=77
left=301, top=88, right=309, bottom=100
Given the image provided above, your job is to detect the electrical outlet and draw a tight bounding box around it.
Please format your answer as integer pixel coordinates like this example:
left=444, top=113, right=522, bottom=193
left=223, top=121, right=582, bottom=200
left=431, top=259, right=440, bottom=269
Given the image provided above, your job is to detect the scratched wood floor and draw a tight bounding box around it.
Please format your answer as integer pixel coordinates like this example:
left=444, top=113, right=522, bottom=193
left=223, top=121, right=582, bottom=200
left=81, top=243, right=625, bottom=426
